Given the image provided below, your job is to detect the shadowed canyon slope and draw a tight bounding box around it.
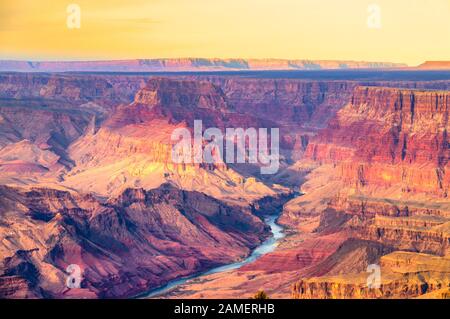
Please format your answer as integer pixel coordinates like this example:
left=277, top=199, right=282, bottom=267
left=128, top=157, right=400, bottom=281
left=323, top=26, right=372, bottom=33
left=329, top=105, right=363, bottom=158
left=0, top=184, right=268, bottom=298
left=0, top=72, right=449, bottom=299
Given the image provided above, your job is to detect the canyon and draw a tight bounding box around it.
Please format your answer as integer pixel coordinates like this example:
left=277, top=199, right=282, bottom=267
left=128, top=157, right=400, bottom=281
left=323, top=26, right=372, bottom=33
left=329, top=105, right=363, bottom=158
left=0, top=184, right=270, bottom=298
left=0, top=70, right=449, bottom=299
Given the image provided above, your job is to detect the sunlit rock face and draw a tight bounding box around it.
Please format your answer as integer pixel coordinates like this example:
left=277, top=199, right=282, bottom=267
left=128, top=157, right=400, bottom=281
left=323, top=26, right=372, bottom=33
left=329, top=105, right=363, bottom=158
left=304, top=86, right=449, bottom=197
left=286, top=86, right=449, bottom=299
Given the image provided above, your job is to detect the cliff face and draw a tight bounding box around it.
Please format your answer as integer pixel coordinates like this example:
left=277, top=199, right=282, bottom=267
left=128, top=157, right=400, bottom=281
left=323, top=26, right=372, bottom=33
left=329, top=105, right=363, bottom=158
left=292, top=252, right=450, bottom=299
left=106, top=78, right=236, bottom=129
left=0, top=184, right=268, bottom=298
left=289, top=194, right=449, bottom=299
left=287, top=86, right=449, bottom=299
left=0, top=73, right=142, bottom=108
left=1, top=73, right=448, bottom=134
left=306, top=86, right=449, bottom=164
left=320, top=198, right=449, bottom=256
left=305, top=86, right=449, bottom=197
left=201, top=78, right=450, bottom=157
left=135, top=78, right=230, bottom=111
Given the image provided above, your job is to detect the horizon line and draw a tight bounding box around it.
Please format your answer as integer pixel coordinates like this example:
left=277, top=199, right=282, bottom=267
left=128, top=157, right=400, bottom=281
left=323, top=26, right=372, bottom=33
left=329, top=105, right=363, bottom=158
left=0, top=57, right=413, bottom=66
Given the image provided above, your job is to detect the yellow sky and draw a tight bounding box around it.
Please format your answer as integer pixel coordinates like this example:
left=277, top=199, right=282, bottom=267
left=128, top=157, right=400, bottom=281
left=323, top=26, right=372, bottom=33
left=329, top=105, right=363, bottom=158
left=1, top=0, right=449, bottom=66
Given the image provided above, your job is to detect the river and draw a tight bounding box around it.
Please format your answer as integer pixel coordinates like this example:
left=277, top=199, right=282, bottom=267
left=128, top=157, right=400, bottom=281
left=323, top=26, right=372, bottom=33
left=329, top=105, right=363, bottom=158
left=143, top=214, right=285, bottom=298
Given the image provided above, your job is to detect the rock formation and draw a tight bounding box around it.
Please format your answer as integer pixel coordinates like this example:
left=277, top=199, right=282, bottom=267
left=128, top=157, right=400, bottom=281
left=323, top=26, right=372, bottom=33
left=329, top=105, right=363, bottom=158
left=0, top=71, right=448, bottom=299
left=0, top=59, right=406, bottom=72
left=289, top=86, right=449, bottom=299
left=0, top=184, right=268, bottom=298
